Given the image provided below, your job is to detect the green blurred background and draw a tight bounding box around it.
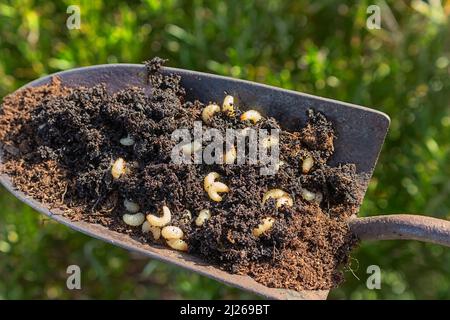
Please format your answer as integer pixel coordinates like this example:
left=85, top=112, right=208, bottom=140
left=1, top=0, right=449, bottom=299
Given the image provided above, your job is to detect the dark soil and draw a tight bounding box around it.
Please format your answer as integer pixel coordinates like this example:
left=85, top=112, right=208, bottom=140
left=0, top=58, right=365, bottom=291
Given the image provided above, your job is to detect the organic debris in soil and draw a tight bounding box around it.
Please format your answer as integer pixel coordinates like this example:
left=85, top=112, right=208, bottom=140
left=0, top=58, right=365, bottom=291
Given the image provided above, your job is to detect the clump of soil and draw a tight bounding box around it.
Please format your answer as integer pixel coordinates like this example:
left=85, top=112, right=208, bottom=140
left=0, top=58, right=365, bottom=291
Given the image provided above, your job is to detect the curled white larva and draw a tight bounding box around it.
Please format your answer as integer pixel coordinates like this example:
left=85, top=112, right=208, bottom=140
left=222, top=95, right=235, bottom=116
left=276, top=196, right=293, bottom=208
left=262, top=189, right=287, bottom=203
left=167, top=239, right=188, bottom=251
left=146, top=205, right=171, bottom=227
left=142, top=221, right=161, bottom=240
left=124, top=200, right=140, bottom=213
left=204, top=172, right=230, bottom=202
left=161, top=226, right=184, bottom=240
left=253, top=217, right=275, bottom=237
left=208, top=190, right=222, bottom=202
left=195, top=209, right=211, bottom=226
left=224, top=145, right=237, bottom=164
left=202, top=103, right=220, bottom=123
left=120, top=135, right=135, bottom=146
left=122, top=212, right=145, bottom=227
left=111, top=158, right=126, bottom=179
left=211, top=182, right=229, bottom=192
left=300, top=190, right=323, bottom=203
left=204, top=172, right=220, bottom=191
left=302, top=156, right=314, bottom=174
left=262, top=189, right=293, bottom=208
left=208, top=182, right=230, bottom=202
left=301, top=189, right=316, bottom=201
left=240, top=110, right=262, bottom=124
left=142, top=221, right=151, bottom=233
left=181, top=141, right=202, bottom=156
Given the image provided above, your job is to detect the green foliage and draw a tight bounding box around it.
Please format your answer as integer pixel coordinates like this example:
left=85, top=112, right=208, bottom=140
left=1, top=0, right=449, bottom=299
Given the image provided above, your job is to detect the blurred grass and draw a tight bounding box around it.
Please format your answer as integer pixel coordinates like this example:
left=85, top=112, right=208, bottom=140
left=1, top=0, right=449, bottom=299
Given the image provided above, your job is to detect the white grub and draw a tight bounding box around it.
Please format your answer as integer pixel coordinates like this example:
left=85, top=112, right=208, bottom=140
left=222, top=95, right=235, bottom=116
left=142, top=221, right=151, bottom=233
left=111, top=158, right=126, bottom=179
left=240, top=110, right=262, bottom=124
left=262, top=189, right=293, bottom=208
left=146, top=205, right=171, bottom=227
left=195, top=209, right=211, bottom=226
left=302, top=156, right=314, bottom=174
left=276, top=196, right=293, bottom=208
left=204, top=172, right=221, bottom=191
left=181, top=141, right=202, bottom=156
left=207, top=181, right=230, bottom=202
left=161, top=226, right=184, bottom=240
left=142, top=221, right=161, bottom=240
left=124, top=200, right=140, bottom=213
left=120, top=135, right=135, bottom=146
left=253, top=217, right=275, bottom=237
left=122, top=212, right=145, bottom=227
left=167, top=239, right=188, bottom=251
left=203, top=172, right=230, bottom=198
left=301, top=189, right=316, bottom=201
left=202, top=103, right=220, bottom=123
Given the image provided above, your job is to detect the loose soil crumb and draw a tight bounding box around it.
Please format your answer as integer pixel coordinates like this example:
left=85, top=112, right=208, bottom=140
left=0, top=58, right=365, bottom=291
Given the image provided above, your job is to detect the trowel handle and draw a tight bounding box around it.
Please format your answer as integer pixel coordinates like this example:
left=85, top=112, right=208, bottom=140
left=349, top=214, right=450, bottom=247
